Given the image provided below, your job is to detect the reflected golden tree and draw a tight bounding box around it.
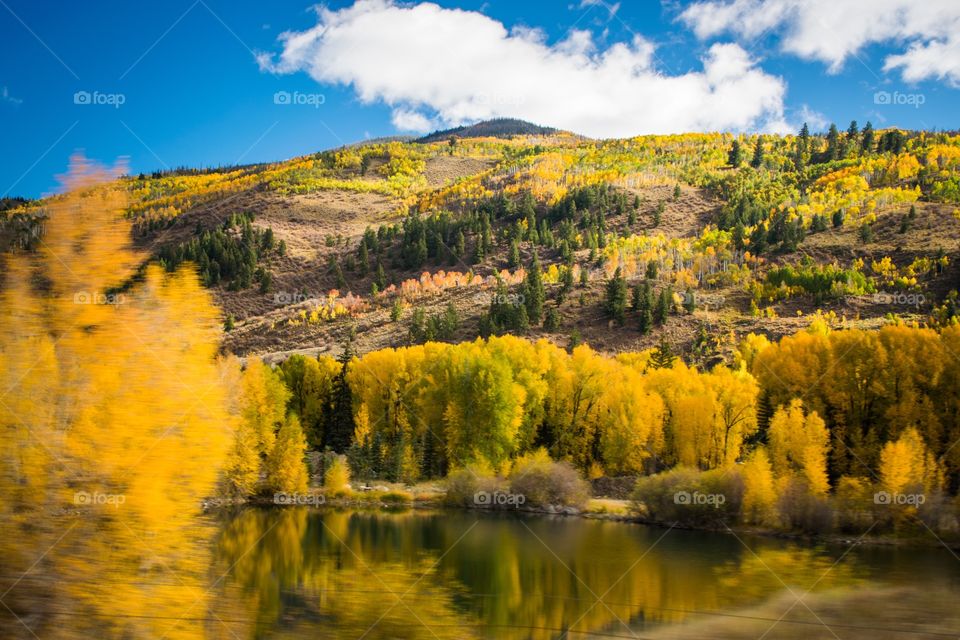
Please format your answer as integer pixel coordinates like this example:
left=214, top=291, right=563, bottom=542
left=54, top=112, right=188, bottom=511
left=212, top=507, right=480, bottom=639
left=209, top=508, right=876, bottom=640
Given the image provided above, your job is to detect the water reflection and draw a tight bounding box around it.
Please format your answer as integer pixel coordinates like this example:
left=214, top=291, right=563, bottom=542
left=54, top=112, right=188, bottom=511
left=210, top=508, right=960, bottom=639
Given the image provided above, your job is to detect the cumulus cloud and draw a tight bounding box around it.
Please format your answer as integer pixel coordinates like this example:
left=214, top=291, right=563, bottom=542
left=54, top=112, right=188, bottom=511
left=258, top=0, right=788, bottom=136
left=680, top=0, right=960, bottom=85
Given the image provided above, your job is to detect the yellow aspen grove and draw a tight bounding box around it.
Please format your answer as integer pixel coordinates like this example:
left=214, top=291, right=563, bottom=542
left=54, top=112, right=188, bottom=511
left=266, top=414, right=310, bottom=494
left=768, top=399, right=831, bottom=496
left=704, top=365, right=759, bottom=467
left=599, top=367, right=665, bottom=475
left=240, top=357, right=290, bottom=457
left=0, top=157, right=233, bottom=638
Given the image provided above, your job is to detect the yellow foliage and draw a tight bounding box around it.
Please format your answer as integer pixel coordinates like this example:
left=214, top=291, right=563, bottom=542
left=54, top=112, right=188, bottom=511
left=741, top=447, right=777, bottom=525
left=768, top=399, right=830, bottom=496
left=879, top=427, right=942, bottom=496
left=0, top=157, right=233, bottom=638
left=324, top=455, right=352, bottom=492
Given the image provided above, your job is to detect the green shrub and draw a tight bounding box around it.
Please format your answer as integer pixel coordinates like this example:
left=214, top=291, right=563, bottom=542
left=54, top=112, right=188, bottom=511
left=508, top=449, right=589, bottom=509
left=444, top=464, right=505, bottom=507
left=380, top=490, right=414, bottom=504
left=631, top=466, right=742, bottom=526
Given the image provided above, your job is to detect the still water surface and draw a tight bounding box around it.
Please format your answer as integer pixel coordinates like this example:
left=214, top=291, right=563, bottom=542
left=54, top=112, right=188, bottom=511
left=205, top=507, right=960, bottom=639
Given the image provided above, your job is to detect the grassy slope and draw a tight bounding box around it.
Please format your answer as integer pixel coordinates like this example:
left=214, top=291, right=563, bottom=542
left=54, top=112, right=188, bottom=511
left=39, top=129, right=956, bottom=362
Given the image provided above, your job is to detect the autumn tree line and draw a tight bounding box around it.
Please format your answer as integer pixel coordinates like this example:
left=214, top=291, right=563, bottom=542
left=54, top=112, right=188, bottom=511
left=213, top=314, right=960, bottom=533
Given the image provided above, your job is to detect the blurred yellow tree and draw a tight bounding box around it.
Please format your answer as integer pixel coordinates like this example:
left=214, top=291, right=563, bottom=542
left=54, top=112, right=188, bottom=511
left=0, top=156, right=233, bottom=638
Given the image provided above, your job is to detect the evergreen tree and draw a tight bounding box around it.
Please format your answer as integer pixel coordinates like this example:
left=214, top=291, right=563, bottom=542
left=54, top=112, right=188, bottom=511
left=358, top=241, right=369, bottom=276
left=653, top=201, right=664, bottom=226
left=750, top=136, right=764, bottom=168
left=826, top=123, right=841, bottom=161
left=638, top=305, right=653, bottom=335
left=524, top=254, right=546, bottom=324
left=655, top=287, right=672, bottom=324
left=508, top=239, right=521, bottom=268
left=604, top=266, right=628, bottom=325
left=645, top=261, right=658, bottom=280
left=683, top=290, right=697, bottom=314
left=374, top=260, right=387, bottom=291
left=860, top=121, right=875, bottom=154
left=650, top=339, right=676, bottom=369
left=472, top=237, right=485, bottom=264
left=637, top=281, right=654, bottom=335
left=543, top=307, right=561, bottom=332
left=515, top=304, right=530, bottom=334
left=727, top=139, right=744, bottom=167
left=324, top=341, right=356, bottom=454
left=794, top=123, right=809, bottom=170
left=846, top=120, right=859, bottom=150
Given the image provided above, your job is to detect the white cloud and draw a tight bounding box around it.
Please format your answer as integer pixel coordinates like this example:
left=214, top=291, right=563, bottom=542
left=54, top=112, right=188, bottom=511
left=258, top=0, right=788, bottom=136
left=391, top=108, right=437, bottom=132
left=680, top=0, right=960, bottom=85
left=794, top=104, right=828, bottom=131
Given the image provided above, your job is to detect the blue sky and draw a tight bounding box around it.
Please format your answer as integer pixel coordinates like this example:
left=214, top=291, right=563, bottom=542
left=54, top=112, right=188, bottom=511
left=1, top=0, right=958, bottom=198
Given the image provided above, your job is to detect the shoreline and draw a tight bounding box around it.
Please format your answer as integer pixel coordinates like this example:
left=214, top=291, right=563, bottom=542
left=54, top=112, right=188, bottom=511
left=210, top=493, right=960, bottom=551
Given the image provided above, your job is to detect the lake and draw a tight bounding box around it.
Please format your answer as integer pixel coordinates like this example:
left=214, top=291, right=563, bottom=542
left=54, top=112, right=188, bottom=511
left=203, top=507, right=960, bottom=639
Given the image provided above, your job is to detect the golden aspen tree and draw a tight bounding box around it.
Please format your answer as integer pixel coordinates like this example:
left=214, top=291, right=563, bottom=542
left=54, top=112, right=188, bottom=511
left=879, top=427, right=942, bottom=496
left=704, top=365, right=759, bottom=467
left=324, top=455, right=351, bottom=492
left=599, top=367, right=665, bottom=475
left=543, top=344, right=608, bottom=469
left=752, top=328, right=831, bottom=418
left=240, top=357, right=290, bottom=457
left=741, top=446, right=777, bottom=525
left=734, top=332, right=771, bottom=371
left=646, top=361, right=716, bottom=469
left=768, top=399, right=830, bottom=496
left=266, top=414, right=309, bottom=494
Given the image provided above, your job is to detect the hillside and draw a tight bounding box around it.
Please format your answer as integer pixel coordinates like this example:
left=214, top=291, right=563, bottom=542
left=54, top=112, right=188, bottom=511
left=3, top=122, right=959, bottom=365
left=416, top=118, right=560, bottom=143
